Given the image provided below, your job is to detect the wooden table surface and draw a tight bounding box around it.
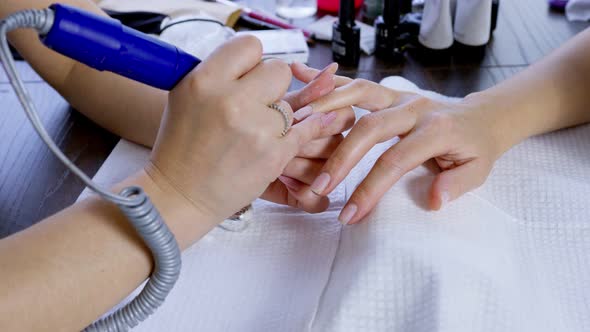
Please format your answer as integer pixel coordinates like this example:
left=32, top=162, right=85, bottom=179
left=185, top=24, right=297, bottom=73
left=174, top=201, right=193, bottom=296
left=0, top=0, right=588, bottom=238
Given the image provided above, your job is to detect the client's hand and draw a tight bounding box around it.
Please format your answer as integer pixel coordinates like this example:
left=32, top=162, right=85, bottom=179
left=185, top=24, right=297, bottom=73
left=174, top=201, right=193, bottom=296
left=291, top=63, right=502, bottom=224
left=147, top=36, right=337, bottom=223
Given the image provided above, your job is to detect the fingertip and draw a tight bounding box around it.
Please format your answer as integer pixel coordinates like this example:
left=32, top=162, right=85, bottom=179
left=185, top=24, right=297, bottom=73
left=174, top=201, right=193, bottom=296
left=429, top=188, right=443, bottom=210
left=316, top=196, right=331, bottom=213
left=324, top=62, right=339, bottom=76
left=430, top=172, right=452, bottom=210
left=233, top=34, right=263, bottom=57
left=310, top=172, right=331, bottom=195
left=338, top=202, right=358, bottom=225
left=330, top=62, right=339, bottom=72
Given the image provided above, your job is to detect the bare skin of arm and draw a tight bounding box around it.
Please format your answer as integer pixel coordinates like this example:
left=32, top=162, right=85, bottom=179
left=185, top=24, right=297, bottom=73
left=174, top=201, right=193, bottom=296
left=466, top=27, right=590, bottom=154
left=0, top=170, right=215, bottom=331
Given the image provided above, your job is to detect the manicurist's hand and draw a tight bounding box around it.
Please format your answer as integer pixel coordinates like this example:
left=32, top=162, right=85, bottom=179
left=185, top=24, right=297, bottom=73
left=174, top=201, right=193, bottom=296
left=261, top=62, right=355, bottom=213
left=148, top=36, right=338, bottom=222
left=291, top=63, right=506, bottom=225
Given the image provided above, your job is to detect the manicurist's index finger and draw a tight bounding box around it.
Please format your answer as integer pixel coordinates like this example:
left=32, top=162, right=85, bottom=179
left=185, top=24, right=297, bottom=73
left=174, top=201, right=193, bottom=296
left=197, top=35, right=263, bottom=81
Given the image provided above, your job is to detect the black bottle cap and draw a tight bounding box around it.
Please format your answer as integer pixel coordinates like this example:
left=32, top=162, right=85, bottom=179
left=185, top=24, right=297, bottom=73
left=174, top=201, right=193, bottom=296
left=383, top=0, right=400, bottom=26
left=339, top=0, right=356, bottom=26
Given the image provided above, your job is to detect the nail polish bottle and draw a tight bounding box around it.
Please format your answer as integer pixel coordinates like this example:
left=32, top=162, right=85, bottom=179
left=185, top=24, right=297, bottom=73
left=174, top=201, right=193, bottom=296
left=418, top=0, right=453, bottom=50
left=454, top=0, right=492, bottom=47
left=332, top=0, right=361, bottom=66
left=374, top=0, right=403, bottom=61
left=400, top=0, right=412, bottom=14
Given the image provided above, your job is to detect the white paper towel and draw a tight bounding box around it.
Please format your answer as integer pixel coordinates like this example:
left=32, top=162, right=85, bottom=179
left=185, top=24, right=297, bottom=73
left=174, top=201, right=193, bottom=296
left=79, top=76, right=590, bottom=331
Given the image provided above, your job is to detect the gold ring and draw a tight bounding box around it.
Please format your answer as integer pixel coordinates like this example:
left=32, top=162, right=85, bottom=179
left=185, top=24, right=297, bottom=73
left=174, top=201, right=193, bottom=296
left=269, top=102, right=292, bottom=137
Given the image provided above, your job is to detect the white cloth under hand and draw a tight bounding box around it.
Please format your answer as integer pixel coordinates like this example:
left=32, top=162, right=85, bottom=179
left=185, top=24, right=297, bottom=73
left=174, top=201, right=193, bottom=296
left=79, top=77, right=590, bottom=332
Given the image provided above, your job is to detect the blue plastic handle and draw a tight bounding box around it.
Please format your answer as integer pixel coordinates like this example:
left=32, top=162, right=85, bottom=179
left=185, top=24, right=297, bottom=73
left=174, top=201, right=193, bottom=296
left=42, top=3, right=201, bottom=91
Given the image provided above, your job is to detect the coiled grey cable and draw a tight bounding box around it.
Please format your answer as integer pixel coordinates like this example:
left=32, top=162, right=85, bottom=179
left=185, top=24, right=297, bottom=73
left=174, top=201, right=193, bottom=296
left=0, top=9, right=181, bottom=332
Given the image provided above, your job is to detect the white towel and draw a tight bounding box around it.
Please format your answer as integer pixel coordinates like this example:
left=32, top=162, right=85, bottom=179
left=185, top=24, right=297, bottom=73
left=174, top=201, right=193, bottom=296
left=77, top=141, right=346, bottom=332
left=79, top=76, right=590, bottom=331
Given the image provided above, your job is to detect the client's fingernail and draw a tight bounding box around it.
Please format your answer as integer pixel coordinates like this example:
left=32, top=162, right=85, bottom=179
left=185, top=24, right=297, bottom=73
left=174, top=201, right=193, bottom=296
left=320, top=111, right=338, bottom=128
left=440, top=191, right=450, bottom=207
left=339, top=203, right=358, bottom=225
left=311, top=172, right=331, bottom=194
left=278, top=175, right=303, bottom=192
left=313, top=62, right=338, bottom=79
left=293, top=105, right=313, bottom=121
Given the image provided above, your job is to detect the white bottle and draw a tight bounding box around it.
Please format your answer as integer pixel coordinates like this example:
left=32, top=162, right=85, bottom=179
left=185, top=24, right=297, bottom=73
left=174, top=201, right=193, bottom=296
left=454, top=0, right=492, bottom=46
left=419, top=0, right=454, bottom=50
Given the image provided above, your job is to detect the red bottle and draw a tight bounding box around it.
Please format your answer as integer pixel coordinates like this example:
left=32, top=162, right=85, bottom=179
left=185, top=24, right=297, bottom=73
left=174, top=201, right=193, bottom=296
left=318, top=0, right=363, bottom=13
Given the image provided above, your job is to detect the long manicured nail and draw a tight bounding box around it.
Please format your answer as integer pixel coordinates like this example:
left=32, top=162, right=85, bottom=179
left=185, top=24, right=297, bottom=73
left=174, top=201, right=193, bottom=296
left=338, top=203, right=358, bottom=225
left=293, top=105, right=313, bottom=121
left=320, top=111, right=337, bottom=128
left=310, top=172, right=330, bottom=194
left=313, top=62, right=337, bottom=80
left=440, top=191, right=450, bottom=207
left=278, top=175, right=303, bottom=192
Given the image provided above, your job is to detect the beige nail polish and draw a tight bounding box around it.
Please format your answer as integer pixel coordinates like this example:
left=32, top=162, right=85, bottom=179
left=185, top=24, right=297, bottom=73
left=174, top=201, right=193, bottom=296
left=311, top=172, right=330, bottom=194
left=339, top=203, right=358, bottom=225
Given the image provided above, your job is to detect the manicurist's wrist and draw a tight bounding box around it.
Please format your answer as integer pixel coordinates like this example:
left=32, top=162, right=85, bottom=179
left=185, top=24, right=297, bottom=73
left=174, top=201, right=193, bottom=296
left=122, top=166, right=222, bottom=250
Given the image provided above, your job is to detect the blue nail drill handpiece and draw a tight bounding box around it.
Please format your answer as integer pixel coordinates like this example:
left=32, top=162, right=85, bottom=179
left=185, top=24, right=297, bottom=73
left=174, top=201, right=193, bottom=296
left=42, top=3, right=201, bottom=90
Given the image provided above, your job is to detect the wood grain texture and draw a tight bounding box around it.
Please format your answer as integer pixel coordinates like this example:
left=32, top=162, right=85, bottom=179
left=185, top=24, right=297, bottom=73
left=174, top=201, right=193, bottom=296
left=0, top=81, right=118, bottom=237
left=0, top=0, right=588, bottom=237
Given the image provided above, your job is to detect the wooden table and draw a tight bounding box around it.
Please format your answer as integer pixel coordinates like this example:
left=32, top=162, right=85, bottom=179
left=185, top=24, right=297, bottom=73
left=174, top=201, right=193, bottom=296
left=0, top=0, right=588, bottom=238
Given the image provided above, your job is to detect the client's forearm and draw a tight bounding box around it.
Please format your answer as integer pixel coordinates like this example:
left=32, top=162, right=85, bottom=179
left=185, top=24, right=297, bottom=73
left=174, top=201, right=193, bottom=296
left=465, top=27, right=590, bottom=154
left=0, top=170, right=217, bottom=331
left=3, top=0, right=166, bottom=147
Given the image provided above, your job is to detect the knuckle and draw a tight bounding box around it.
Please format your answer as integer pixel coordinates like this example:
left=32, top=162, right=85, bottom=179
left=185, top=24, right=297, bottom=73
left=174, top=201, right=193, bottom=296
left=218, top=98, right=242, bottom=127
left=409, top=96, right=433, bottom=108
left=265, top=59, right=292, bottom=82
left=376, top=153, right=405, bottom=174
left=356, top=113, right=382, bottom=132
left=422, top=112, right=454, bottom=135
left=235, top=34, right=263, bottom=58
left=351, top=78, right=371, bottom=92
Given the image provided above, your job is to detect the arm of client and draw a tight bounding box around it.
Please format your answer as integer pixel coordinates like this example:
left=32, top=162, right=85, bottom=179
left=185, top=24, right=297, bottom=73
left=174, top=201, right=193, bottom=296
left=290, top=27, right=590, bottom=225
left=0, top=36, right=336, bottom=332
left=1, top=0, right=355, bottom=213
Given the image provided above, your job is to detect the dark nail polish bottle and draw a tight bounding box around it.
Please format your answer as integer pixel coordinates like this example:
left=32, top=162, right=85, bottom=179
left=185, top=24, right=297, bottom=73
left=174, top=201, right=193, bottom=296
left=400, top=0, right=412, bottom=14
left=375, top=0, right=403, bottom=61
left=332, top=0, right=361, bottom=66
